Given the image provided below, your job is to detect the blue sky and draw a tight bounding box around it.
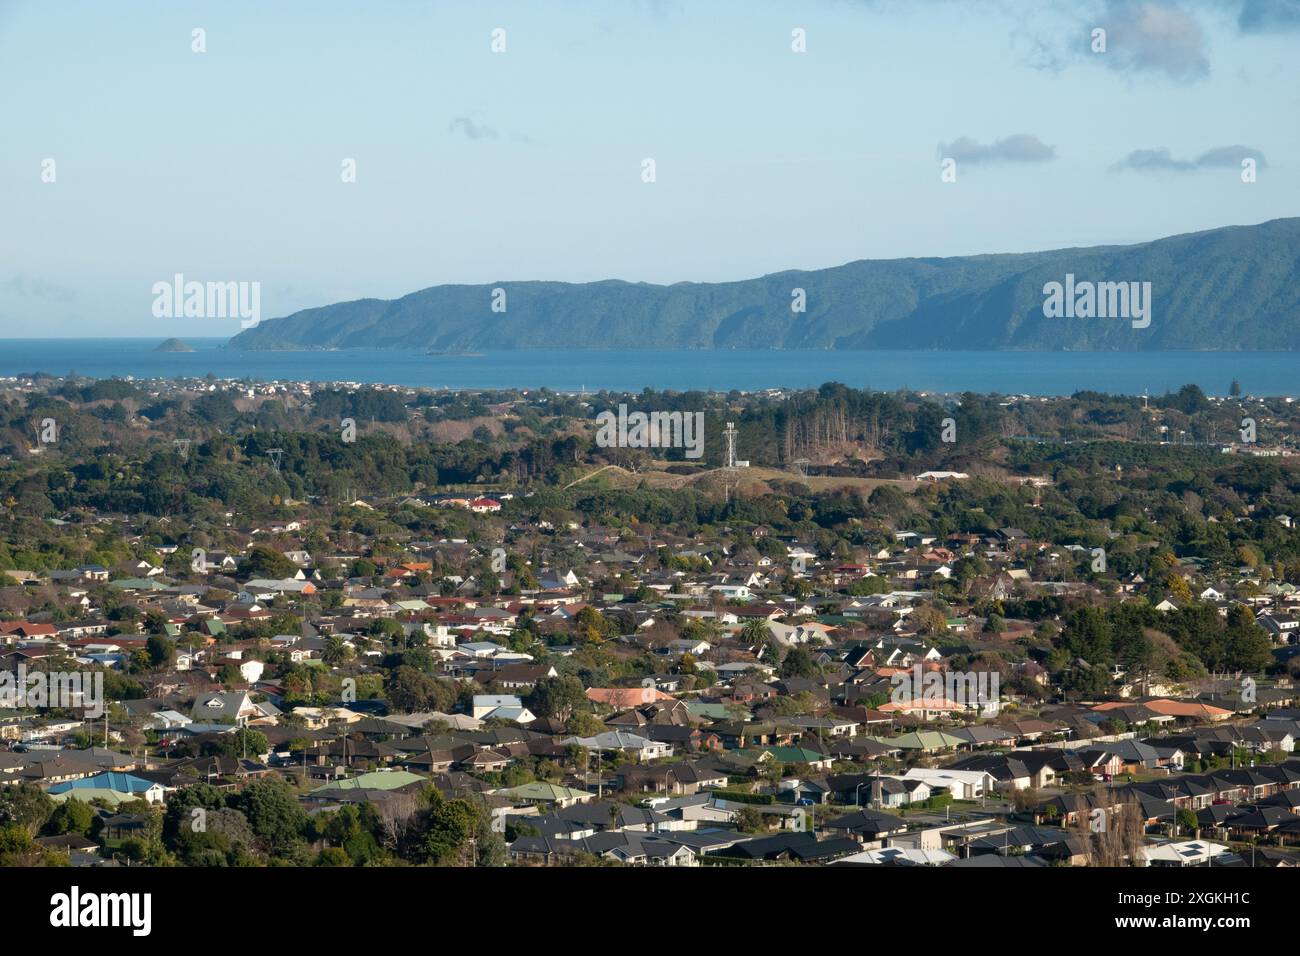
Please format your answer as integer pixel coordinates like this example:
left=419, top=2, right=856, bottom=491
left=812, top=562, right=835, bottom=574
left=1, top=0, right=1296, bottom=336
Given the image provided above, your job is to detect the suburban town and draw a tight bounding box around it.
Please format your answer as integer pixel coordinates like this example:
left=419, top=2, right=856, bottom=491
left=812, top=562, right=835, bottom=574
left=7, top=0, right=1292, bottom=938
left=0, top=373, right=1298, bottom=872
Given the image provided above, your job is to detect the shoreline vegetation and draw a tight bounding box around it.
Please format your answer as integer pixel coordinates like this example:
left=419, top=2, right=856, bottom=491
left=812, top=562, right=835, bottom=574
left=0, top=370, right=1278, bottom=401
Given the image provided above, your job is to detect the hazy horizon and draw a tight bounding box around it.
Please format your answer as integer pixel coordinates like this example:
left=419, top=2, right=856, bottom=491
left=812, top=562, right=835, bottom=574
left=3, top=214, right=1295, bottom=339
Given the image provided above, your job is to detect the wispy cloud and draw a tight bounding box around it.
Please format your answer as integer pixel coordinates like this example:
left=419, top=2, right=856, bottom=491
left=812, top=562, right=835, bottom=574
left=1236, top=0, right=1300, bottom=33
left=448, top=117, right=499, bottom=141
left=1095, top=0, right=1210, bottom=81
left=447, top=116, right=533, bottom=144
left=937, top=134, right=1056, bottom=165
left=1194, top=144, right=1267, bottom=167
left=939, top=0, right=1300, bottom=81
left=1111, top=147, right=1197, bottom=171
left=2, top=274, right=77, bottom=303
left=1111, top=143, right=1267, bottom=171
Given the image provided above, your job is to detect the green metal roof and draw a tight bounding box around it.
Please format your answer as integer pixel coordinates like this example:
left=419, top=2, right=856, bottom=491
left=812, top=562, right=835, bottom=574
left=497, top=782, right=591, bottom=802
left=312, top=770, right=427, bottom=793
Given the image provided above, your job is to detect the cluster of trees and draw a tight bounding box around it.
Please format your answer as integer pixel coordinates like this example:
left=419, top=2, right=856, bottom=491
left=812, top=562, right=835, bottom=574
left=0, top=776, right=504, bottom=868
left=1049, top=603, right=1273, bottom=691
left=163, top=779, right=502, bottom=867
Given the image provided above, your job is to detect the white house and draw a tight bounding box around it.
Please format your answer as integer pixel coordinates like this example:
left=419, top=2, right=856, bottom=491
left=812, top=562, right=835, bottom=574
left=563, top=731, right=672, bottom=762
left=472, top=694, right=523, bottom=719
left=1141, top=840, right=1230, bottom=867
left=901, top=767, right=995, bottom=800
left=709, top=584, right=752, bottom=601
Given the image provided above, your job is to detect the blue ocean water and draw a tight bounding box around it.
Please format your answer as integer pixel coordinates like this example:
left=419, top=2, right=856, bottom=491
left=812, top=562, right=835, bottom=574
left=0, top=339, right=1295, bottom=396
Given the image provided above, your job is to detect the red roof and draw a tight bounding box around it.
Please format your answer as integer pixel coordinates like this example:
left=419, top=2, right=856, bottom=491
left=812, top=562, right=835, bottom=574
left=0, top=621, right=58, bottom=637
left=65, top=637, right=145, bottom=648
left=425, top=597, right=475, bottom=608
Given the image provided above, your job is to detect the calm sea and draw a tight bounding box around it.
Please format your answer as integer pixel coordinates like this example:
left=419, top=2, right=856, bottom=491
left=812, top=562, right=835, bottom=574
left=0, top=339, right=1296, bottom=396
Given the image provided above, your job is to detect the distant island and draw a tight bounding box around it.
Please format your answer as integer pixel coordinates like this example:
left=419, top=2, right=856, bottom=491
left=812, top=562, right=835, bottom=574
left=228, top=218, right=1300, bottom=352
left=154, top=338, right=196, bottom=352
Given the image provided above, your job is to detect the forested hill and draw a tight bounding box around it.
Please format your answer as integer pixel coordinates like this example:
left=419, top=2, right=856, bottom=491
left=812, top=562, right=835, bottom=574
left=229, top=218, right=1300, bottom=352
